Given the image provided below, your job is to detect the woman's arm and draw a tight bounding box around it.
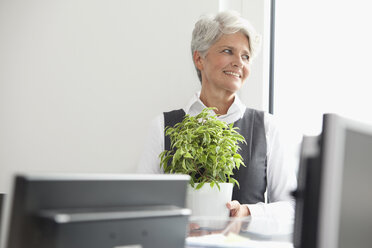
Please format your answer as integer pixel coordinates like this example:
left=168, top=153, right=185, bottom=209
left=137, top=114, right=164, bottom=174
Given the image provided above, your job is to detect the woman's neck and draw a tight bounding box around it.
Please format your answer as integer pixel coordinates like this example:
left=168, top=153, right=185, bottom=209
left=199, top=88, right=235, bottom=115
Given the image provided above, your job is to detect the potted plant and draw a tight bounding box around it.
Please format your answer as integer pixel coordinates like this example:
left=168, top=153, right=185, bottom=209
left=159, top=107, right=246, bottom=219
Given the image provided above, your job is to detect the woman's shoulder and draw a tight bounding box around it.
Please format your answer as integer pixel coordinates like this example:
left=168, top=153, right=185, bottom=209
left=149, top=107, right=186, bottom=130
left=244, top=108, right=277, bottom=126
left=263, top=111, right=277, bottom=124
left=163, top=108, right=185, bottom=115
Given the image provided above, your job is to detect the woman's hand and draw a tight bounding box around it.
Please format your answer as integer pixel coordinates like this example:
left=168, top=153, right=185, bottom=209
left=226, top=200, right=251, bottom=217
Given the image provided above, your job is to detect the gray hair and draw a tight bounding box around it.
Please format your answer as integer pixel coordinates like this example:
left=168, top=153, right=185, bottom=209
left=191, top=10, right=261, bottom=82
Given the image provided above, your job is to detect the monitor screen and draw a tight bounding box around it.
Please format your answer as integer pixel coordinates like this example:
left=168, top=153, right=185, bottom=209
left=2, top=173, right=190, bottom=248
left=294, top=114, right=372, bottom=248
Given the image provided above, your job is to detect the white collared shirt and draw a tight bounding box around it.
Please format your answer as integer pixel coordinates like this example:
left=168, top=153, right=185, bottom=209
left=137, top=92, right=297, bottom=228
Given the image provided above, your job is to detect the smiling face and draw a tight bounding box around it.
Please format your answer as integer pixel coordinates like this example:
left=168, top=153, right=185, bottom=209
left=194, top=32, right=251, bottom=95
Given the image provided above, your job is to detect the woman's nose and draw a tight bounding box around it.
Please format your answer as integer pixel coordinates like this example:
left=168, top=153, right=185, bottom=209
left=232, top=56, right=243, bottom=68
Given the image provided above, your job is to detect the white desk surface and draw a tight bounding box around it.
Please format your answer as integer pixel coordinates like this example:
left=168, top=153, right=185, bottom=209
left=185, top=216, right=293, bottom=248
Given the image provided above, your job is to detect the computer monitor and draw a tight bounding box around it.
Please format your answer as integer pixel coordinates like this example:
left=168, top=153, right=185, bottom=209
left=293, top=113, right=372, bottom=248
left=2, top=173, right=191, bottom=248
left=0, top=193, right=4, bottom=241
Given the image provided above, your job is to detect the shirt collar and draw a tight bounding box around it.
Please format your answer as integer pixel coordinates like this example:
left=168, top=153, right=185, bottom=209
left=184, top=92, right=205, bottom=116
left=184, top=91, right=246, bottom=122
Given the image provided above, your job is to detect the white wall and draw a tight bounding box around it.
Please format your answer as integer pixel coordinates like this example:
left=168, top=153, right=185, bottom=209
left=0, top=0, right=270, bottom=193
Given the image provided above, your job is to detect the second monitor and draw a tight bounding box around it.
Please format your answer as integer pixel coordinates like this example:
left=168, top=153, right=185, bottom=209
left=293, top=113, right=372, bottom=248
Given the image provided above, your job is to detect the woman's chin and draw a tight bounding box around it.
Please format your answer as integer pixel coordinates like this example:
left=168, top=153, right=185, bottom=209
left=224, top=82, right=243, bottom=93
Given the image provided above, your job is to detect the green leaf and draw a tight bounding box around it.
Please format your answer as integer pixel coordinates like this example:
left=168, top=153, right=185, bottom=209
left=215, top=182, right=221, bottom=191
left=190, top=179, right=195, bottom=188
left=215, top=146, right=220, bottom=153
left=184, top=152, right=193, bottom=159
left=229, top=177, right=240, bottom=188
left=210, top=181, right=215, bottom=188
left=195, top=182, right=205, bottom=190
left=173, top=149, right=182, bottom=162
left=218, top=171, right=226, bottom=182
left=233, top=154, right=242, bottom=159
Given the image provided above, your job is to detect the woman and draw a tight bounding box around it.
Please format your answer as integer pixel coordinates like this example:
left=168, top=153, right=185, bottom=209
left=138, top=10, right=297, bottom=223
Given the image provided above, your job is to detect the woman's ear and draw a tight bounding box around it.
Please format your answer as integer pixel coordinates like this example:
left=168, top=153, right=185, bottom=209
left=193, top=51, right=204, bottom=70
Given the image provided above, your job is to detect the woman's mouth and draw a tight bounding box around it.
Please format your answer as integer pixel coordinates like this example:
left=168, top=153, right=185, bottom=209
left=224, top=71, right=241, bottom=78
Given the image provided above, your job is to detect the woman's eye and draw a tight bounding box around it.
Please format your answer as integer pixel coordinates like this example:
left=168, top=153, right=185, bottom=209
left=222, top=49, right=232, bottom=54
left=242, top=54, right=250, bottom=61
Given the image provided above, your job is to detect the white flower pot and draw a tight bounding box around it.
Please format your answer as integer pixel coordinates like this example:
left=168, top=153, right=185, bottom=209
left=186, top=182, right=233, bottom=219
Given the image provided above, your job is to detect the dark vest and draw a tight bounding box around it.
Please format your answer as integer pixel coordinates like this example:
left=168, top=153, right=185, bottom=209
left=164, top=108, right=267, bottom=204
